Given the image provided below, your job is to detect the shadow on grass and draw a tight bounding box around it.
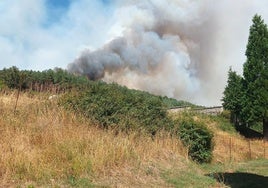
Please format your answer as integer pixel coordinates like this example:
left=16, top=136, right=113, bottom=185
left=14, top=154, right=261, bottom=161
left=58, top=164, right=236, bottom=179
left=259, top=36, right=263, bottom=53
left=235, top=125, right=263, bottom=139
left=208, top=172, right=268, bottom=188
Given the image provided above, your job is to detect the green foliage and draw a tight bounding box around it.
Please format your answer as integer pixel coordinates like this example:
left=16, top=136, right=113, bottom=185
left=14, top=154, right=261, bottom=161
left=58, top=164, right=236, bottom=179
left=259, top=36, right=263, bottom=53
left=176, top=118, right=214, bottom=163
left=222, top=68, right=243, bottom=124
left=0, top=67, right=89, bottom=92
left=222, top=14, right=268, bottom=139
left=60, top=81, right=174, bottom=135
left=0, top=66, right=21, bottom=89
left=242, top=14, right=268, bottom=125
left=0, top=79, right=6, bottom=90
left=250, top=122, right=263, bottom=133
left=161, top=96, right=196, bottom=108
left=210, top=114, right=236, bottom=134
left=220, top=110, right=231, bottom=120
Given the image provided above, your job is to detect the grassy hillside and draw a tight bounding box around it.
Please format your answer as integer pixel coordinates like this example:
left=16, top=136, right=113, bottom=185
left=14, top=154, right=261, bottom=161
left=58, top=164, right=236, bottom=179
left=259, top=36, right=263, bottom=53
left=0, top=92, right=187, bottom=187
left=0, top=68, right=267, bottom=187
left=0, top=91, right=267, bottom=187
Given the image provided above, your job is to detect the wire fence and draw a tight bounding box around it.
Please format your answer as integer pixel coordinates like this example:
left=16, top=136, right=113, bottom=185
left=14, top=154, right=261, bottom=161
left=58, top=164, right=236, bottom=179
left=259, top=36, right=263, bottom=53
left=214, top=135, right=267, bottom=162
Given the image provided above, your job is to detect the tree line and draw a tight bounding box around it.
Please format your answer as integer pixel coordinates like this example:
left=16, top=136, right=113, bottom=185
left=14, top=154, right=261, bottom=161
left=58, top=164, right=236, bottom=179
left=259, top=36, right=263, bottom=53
left=0, top=66, right=89, bottom=92
left=222, top=14, right=268, bottom=140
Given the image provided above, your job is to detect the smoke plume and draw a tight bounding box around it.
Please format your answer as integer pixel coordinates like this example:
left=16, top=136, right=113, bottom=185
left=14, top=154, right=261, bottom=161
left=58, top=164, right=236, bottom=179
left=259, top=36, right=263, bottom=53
left=67, top=0, right=268, bottom=105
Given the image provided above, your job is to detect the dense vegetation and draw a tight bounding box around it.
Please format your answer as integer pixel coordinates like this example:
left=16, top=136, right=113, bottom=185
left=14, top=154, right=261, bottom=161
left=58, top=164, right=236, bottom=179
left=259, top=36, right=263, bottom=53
left=59, top=82, right=173, bottom=135
left=175, top=117, right=214, bottom=163
left=0, top=66, right=89, bottom=92
left=1, top=92, right=266, bottom=187
left=0, top=66, right=214, bottom=163
left=222, top=14, right=268, bottom=140
left=222, top=68, right=243, bottom=125
left=59, top=83, right=214, bottom=163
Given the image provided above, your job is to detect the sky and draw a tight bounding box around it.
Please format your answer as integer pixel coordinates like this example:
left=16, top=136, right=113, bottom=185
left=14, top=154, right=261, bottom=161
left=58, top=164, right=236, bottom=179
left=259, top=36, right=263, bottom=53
left=1, top=0, right=268, bottom=105
left=0, top=0, right=115, bottom=70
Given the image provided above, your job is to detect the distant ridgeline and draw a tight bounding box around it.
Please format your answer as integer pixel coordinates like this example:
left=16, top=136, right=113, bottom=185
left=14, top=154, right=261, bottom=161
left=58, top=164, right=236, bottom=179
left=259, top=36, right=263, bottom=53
left=0, top=66, right=193, bottom=108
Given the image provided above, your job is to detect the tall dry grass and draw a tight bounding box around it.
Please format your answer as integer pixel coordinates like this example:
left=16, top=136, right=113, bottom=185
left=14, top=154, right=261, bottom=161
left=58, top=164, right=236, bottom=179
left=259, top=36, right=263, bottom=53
left=213, top=131, right=267, bottom=163
left=191, top=114, right=267, bottom=163
left=169, top=111, right=268, bottom=163
left=1, top=91, right=266, bottom=187
left=0, top=92, right=186, bottom=187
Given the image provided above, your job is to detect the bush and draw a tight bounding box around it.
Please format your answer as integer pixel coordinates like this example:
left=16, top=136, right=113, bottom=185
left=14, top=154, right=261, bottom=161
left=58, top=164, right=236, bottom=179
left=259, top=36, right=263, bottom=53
left=59, top=82, right=174, bottom=135
left=220, top=110, right=231, bottom=120
left=176, top=118, right=214, bottom=163
left=210, top=115, right=236, bottom=133
left=0, top=79, right=6, bottom=90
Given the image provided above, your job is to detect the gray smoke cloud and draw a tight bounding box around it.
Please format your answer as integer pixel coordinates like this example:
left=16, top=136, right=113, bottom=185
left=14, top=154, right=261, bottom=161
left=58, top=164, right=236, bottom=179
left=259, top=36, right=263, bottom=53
left=67, top=0, right=268, bottom=105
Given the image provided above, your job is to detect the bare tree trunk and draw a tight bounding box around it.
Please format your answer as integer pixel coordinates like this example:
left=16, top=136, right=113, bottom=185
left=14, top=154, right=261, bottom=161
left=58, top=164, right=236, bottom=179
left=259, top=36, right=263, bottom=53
left=230, top=112, right=235, bottom=124
left=263, top=117, right=268, bottom=141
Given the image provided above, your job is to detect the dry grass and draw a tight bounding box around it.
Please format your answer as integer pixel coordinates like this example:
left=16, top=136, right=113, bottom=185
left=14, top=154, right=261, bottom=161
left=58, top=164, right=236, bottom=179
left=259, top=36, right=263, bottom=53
left=213, top=130, right=267, bottom=163
left=168, top=111, right=267, bottom=163
left=1, top=92, right=266, bottom=187
left=197, top=115, right=267, bottom=163
left=0, top=92, right=187, bottom=187
left=202, top=114, right=266, bottom=163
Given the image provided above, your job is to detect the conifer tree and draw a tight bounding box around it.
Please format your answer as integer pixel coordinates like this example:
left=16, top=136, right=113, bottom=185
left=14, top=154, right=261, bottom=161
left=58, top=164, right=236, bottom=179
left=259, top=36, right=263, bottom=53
left=242, top=14, right=268, bottom=140
left=222, top=68, right=243, bottom=125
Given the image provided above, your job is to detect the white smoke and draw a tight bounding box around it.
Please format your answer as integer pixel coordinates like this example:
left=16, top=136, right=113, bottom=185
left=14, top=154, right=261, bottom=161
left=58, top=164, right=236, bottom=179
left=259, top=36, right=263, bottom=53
left=68, top=0, right=268, bottom=106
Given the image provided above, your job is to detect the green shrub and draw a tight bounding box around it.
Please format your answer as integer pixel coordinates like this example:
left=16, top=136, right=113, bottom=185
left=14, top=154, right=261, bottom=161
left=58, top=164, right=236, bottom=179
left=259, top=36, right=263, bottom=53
left=0, top=79, right=6, bottom=90
left=210, top=115, right=236, bottom=133
left=59, top=82, right=174, bottom=135
left=176, top=118, right=214, bottom=163
left=161, top=96, right=196, bottom=108
left=220, top=110, right=231, bottom=120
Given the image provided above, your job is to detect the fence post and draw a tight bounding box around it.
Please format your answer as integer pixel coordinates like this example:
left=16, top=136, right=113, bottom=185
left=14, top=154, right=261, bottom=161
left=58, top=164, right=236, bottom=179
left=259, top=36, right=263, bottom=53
left=229, top=137, right=232, bottom=161
left=248, top=139, right=252, bottom=159
left=264, top=140, right=266, bottom=158
left=14, top=86, right=21, bottom=114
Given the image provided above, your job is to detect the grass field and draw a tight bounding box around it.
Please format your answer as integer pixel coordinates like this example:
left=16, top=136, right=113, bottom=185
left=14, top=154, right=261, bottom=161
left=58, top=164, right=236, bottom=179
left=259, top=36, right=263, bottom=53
left=0, top=91, right=267, bottom=187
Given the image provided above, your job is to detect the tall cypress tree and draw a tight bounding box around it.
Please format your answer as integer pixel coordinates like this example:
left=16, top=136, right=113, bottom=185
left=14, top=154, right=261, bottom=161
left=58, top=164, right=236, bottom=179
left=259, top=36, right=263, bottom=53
left=222, top=68, right=243, bottom=125
left=242, top=14, right=268, bottom=140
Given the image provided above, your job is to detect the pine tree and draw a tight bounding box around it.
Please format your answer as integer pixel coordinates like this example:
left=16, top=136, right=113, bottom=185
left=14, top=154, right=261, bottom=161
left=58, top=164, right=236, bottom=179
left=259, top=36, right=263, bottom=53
left=222, top=68, right=243, bottom=125
left=242, top=14, right=268, bottom=140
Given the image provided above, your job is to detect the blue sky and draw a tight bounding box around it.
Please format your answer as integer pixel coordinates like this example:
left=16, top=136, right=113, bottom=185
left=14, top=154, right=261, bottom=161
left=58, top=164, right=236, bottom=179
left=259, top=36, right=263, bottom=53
left=44, top=0, right=72, bottom=26
left=0, top=0, right=116, bottom=70
left=44, top=0, right=112, bottom=24
left=46, top=0, right=72, bottom=8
